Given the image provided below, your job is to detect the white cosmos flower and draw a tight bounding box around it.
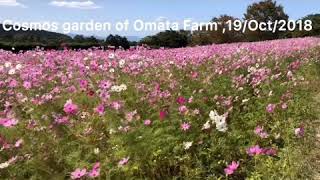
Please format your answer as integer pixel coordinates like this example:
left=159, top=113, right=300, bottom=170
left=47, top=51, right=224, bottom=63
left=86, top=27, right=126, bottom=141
left=8, top=69, right=16, bottom=75
left=202, top=120, right=211, bottom=130
left=119, top=59, right=126, bottom=68
left=4, top=62, right=11, bottom=68
left=216, top=122, right=228, bottom=132
left=209, top=110, right=228, bottom=132
left=119, top=84, right=127, bottom=91
left=108, top=53, right=115, bottom=59
left=94, top=148, right=100, bottom=154
left=242, top=98, right=250, bottom=103
left=110, top=84, right=127, bottom=92
left=0, top=162, right=10, bottom=169
left=109, top=68, right=115, bottom=73
left=15, top=64, right=22, bottom=70
left=183, top=141, right=193, bottom=150
left=109, top=128, right=116, bottom=134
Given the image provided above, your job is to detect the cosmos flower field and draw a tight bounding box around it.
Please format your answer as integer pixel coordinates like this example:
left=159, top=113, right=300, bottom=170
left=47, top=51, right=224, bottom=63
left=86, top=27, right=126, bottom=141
left=1, top=37, right=320, bottom=179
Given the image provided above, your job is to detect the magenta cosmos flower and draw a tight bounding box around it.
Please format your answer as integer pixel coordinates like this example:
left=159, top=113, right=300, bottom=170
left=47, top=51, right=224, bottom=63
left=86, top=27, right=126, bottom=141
left=224, top=161, right=239, bottom=175
left=159, top=110, right=167, bottom=121
left=63, top=99, right=79, bottom=115
left=176, top=96, right=186, bottom=105
left=70, top=168, right=87, bottom=179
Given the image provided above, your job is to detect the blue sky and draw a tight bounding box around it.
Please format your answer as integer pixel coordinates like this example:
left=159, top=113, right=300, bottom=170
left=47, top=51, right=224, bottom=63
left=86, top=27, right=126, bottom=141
left=0, top=0, right=319, bottom=37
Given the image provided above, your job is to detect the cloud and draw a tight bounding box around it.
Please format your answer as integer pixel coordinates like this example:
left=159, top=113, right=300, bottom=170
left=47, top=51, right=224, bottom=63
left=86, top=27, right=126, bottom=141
left=0, top=0, right=26, bottom=7
left=49, top=0, right=101, bottom=9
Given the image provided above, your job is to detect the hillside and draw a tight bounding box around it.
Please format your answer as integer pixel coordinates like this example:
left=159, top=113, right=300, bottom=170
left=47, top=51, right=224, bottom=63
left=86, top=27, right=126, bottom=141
left=0, top=24, right=72, bottom=45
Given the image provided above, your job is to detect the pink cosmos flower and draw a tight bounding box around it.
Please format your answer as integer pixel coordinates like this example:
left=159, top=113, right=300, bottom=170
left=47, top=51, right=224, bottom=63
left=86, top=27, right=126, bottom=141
left=70, top=168, right=87, bottom=179
left=0, top=118, right=18, bottom=128
left=110, top=101, right=122, bottom=110
left=118, top=157, right=129, bottom=166
left=125, top=110, right=137, bottom=122
left=99, top=80, right=112, bottom=90
left=191, top=71, right=198, bottom=79
left=27, top=119, right=37, bottom=129
left=68, top=86, right=77, bottom=93
left=178, top=105, right=188, bottom=114
left=295, top=126, right=305, bottom=137
left=79, top=79, right=88, bottom=89
left=54, top=116, right=69, bottom=125
left=63, top=100, right=78, bottom=115
left=88, top=162, right=100, bottom=178
left=181, top=122, right=191, bottom=131
left=144, top=119, right=152, bottom=126
left=8, top=79, right=18, bottom=88
left=14, top=139, right=23, bottom=148
left=266, top=104, right=276, bottom=113
left=23, top=81, right=32, bottom=89
left=289, top=61, right=301, bottom=70
left=94, top=104, right=105, bottom=116
left=224, top=161, right=239, bottom=175
left=254, top=126, right=269, bottom=138
left=281, top=103, right=288, bottom=110
left=247, top=145, right=263, bottom=156
left=263, top=148, right=277, bottom=156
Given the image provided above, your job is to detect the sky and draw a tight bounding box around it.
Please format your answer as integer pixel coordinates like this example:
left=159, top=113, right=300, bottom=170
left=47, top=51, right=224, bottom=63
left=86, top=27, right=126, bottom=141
left=0, top=0, right=319, bottom=38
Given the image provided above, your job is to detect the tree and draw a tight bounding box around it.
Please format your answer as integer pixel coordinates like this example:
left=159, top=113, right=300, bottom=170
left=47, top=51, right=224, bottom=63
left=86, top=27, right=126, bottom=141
left=292, top=14, right=320, bottom=37
left=190, top=31, right=213, bottom=46
left=210, top=15, right=245, bottom=44
left=105, top=34, right=130, bottom=49
left=87, top=36, right=99, bottom=44
left=190, top=15, right=244, bottom=45
left=244, top=0, right=289, bottom=41
left=139, top=30, right=189, bottom=48
left=73, top=35, right=86, bottom=43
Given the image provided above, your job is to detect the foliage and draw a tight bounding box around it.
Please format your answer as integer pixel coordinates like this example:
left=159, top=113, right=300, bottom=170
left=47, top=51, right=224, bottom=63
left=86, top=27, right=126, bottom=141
left=292, top=14, right=320, bottom=38
left=244, top=0, right=289, bottom=41
left=140, top=30, right=190, bottom=48
left=105, top=34, right=130, bottom=49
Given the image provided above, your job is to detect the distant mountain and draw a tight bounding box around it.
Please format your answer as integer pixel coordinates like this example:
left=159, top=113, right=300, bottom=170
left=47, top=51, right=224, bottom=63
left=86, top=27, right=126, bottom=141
left=0, top=24, right=141, bottom=51
left=126, top=36, right=141, bottom=42
left=67, top=33, right=78, bottom=38
left=67, top=34, right=141, bottom=42
left=0, top=24, right=72, bottom=44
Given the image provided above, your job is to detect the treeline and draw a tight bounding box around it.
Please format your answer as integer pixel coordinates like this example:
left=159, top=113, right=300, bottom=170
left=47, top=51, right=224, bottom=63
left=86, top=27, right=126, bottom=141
left=0, top=24, right=136, bottom=51
left=141, top=0, right=320, bottom=48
